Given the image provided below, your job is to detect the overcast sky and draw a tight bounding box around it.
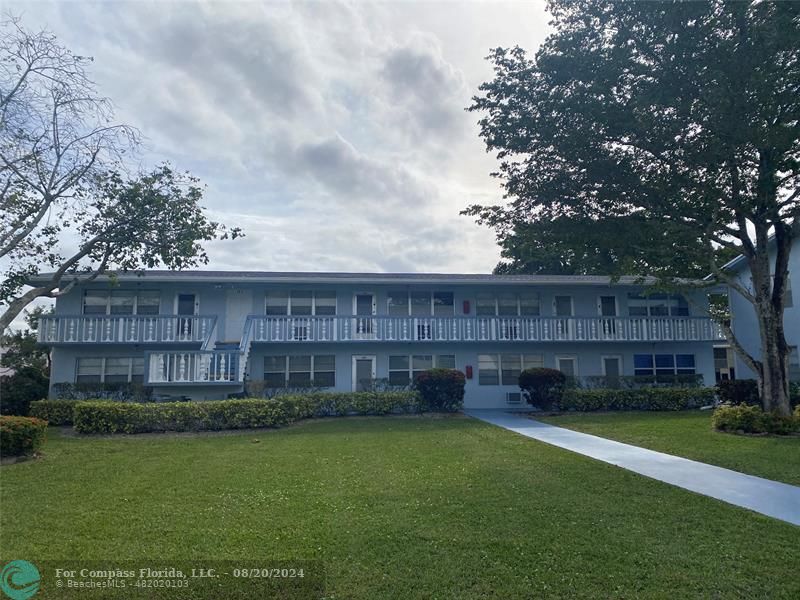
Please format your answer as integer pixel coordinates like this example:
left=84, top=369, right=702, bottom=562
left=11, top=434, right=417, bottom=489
left=11, top=0, right=550, bottom=277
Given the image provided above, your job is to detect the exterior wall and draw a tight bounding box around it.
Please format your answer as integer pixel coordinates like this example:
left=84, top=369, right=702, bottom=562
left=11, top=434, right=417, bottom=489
left=43, top=276, right=721, bottom=406
left=248, top=341, right=716, bottom=409
left=727, top=238, right=800, bottom=380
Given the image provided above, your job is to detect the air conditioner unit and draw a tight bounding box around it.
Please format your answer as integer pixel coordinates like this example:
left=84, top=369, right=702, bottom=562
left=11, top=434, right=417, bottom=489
left=506, top=392, right=522, bottom=405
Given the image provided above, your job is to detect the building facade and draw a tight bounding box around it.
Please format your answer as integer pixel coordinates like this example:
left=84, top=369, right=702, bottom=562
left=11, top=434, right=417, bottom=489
left=36, top=271, right=726, bottom=409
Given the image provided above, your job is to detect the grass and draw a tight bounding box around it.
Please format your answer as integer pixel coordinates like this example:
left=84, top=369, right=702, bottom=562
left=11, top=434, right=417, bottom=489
left=1, top=415, right=798, bottom=599
left=537, top=410, right=800, bottom=486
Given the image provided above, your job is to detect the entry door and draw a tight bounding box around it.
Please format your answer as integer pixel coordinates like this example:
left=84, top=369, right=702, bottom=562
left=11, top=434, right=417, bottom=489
left=556, top=355, right=577, bottom=378
left=176, top=293, right=198, bottom=338
left=353, top=293, right=376, bottom=339
left=224, top=288, right=253, bottom=341
left=598, top=295, right=618, bottom=338
left=602, top=356, right=622, bottom=388
left=352, top=355, right=376, bottom=391
left=553, top=295, right=573, bottom=339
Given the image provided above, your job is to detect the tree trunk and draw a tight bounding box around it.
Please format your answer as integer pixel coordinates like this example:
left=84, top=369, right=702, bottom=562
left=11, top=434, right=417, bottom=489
left=756, top=308, right=792, bottom=416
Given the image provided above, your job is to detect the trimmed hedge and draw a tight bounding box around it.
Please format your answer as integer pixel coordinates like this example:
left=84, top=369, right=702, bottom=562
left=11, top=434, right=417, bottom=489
left=29, top=400, right=80, bottom=425
left=519, top=368, right=567, bottom=410
left=0, top=416, right=48, bottom=456
left=414, top=369, right=465, bottom=412
left=713, top=404, right=800, bottom=435
left=557, top=387, right=716, bottom=412
left=72, top=391, right=422, bottom=434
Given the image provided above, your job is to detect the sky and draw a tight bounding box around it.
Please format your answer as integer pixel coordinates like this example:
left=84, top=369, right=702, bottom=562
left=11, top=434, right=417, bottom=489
left=4, top=0, right=551, bottom=327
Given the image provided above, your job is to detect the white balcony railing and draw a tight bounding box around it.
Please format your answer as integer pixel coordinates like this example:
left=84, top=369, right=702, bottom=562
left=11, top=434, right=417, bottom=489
left=247, top=315, right=725, bottom=343
left=38, top=315, right=216, bottom=344
left=146, top=351, right=240, bottom=384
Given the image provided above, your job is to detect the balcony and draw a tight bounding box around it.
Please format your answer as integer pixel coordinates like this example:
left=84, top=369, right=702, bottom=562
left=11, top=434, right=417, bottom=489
left=146, top=350, right=241, bottom=384
left=247, top=315, right=725, bottom=343
left=38, top=315, right=217, bottom=345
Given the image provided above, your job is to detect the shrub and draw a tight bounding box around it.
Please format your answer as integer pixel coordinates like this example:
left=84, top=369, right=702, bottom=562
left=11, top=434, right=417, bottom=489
left=581, top=374, right=703, bottom=389
left=0, top=367, right=49, bottom=416
left=71, top=391, right=422, bottom=434
left=0, top=416, right=47, bottom=456
left=52, top=382, right=153, bottom=402
left=713, top=404, right=799, bottom=435
left=414, top=369, right=465, bottom=412
left=519, top=368, right=567, bottom=410
left=716, top=379, right=760, bottom=406
left=558, top=387, right=716, bottom=412
left=29, top=400, right=79, bottom=425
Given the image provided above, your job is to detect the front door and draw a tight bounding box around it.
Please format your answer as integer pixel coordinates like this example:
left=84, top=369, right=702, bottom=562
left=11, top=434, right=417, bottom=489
left=598, top=295, right=618, bottom=338
left=602, top=356, right=622, bottom=388
left=176, top=293, right=198, bottom=338
left=353, top=293, right=376, bottom=339
left=553, top=295, right=573, bottom=339
left=224, top=288, right=253, bottom=341
left=352, top=355, right=376, bottom=391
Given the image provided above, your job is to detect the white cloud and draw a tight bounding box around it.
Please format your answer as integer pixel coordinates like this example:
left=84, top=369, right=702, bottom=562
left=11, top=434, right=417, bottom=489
left=3, top=0, right=550, bottom=331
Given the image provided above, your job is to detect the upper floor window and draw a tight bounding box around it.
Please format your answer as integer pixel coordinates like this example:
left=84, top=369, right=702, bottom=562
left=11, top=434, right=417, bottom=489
left=387, top=291, right=454, bottom=317
left=475, top=292, right=540, bottom=316
left=627, top=293, right=688, bottom=317
left=265, top=291, right=337, bottom=316
left=82, top=290, right=160, bottom=316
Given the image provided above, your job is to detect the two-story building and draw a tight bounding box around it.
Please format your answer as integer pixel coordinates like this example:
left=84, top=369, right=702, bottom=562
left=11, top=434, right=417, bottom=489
left=34, top=271, right=726, bottom=408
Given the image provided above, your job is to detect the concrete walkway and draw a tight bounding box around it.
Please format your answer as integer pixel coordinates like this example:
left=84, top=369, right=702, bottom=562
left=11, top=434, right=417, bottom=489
left=467, top=410, right=800, bottom=527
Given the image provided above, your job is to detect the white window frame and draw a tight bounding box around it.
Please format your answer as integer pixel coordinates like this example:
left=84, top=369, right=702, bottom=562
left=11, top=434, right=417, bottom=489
left=75, top=357, right=144, bottom=383
left=475, top=292, right=541, bottom=316
left=263, top=355, right=336, bottom=387
left=633, top=353, right=696, bottom=376
left=388, top=354, right=456, bottom=384
left=265, top=291, right=338, bottom=316
left=385, top=291, right=456, bottom=317
left=82, top=290, right=161, bottom=316
left=601, top=355, right=623, bottom=376
left=478, top=353, right=543, bottom=386
left=555, top=355, right=578, bottom=377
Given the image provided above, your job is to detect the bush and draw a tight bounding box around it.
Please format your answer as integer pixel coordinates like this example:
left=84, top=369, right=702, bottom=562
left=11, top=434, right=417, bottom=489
left=716, top=379, right=760, bottom=406
left=29, top=400, right=79, bottom=425
left=558, top=387, right=716, bottom=412
left=519, top=368, right=567, bottom=410
left=52, top=381, right=153, bottom=402
left=713, top=404, right=799, bottom=435
left=71, top=391, right=423, bottom=434
left=579, top=374, right=704, bottom=389
left=0, top=416, right=47, bottom=456
left=0, top=367, right=49, bottom=416
left=414, top=369, right=465, bottom=412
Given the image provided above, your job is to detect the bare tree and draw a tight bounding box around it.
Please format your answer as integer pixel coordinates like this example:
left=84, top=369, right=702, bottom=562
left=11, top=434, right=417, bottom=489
left=0, top=17, right=241, bottom=331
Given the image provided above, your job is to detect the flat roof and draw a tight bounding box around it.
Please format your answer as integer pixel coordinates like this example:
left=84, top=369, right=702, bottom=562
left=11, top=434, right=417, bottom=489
left=29, top=270, right=674, bottom=287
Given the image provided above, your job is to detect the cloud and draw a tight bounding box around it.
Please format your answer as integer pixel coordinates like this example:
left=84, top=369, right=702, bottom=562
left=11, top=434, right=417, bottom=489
left=3, top=0, right=550, bottom=333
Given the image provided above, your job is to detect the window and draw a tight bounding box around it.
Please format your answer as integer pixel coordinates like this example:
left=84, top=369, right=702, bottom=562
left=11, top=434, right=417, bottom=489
left=264, top=356, right=287, bottom=387
left=266, top=291, right=337, bottom=316
left=433, top=292, right=454, bottom=316
left=475, top=292, right=540, bottom=316
left=478, top=354, right=500, bottom=385
left=479, top=354, right=542, bottom=385
left=387, top=291, right=455, bottom=317
left=634, top=354, right=695, bottom=376
left=82, top=290, right=161, bottom=315
left=627, top=293, right=689, bottom=317
left=556, top=356, right=577, bottom=377
left=389, top=355, right=455, bottom=385
left=263, top=355, right=336, bottom=388
left=76, top=357, right=143, bottom=383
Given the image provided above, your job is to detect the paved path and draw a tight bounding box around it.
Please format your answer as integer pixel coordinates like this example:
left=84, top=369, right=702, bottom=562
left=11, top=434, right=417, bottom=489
left=467, top=410, right=800, bottom=527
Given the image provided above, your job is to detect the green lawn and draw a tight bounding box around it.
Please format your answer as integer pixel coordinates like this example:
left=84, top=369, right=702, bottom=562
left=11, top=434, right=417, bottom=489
left=2, top=416, right=798, bottom=599
left=538, top=410, right=800, bottom=486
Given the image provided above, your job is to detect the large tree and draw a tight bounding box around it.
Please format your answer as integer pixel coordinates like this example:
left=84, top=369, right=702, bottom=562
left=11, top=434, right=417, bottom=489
left=466, top=1, right=799, bottom=415
left=0, top=18, right=241, bottom=331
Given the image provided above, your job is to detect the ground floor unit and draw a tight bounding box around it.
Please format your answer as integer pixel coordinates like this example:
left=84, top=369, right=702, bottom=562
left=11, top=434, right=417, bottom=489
left=50, top=341, right=720, bottom=409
